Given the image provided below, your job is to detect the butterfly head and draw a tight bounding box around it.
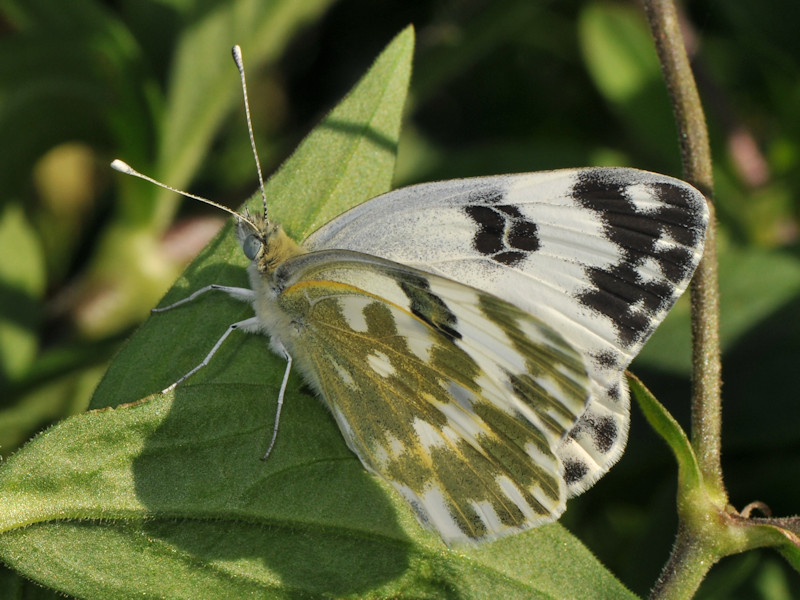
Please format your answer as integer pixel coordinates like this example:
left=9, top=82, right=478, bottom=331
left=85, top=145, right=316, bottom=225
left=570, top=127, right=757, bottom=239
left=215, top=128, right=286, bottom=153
left=229, top=44, right=305, bottom=274
left=236, top=209, right=304, bottom=274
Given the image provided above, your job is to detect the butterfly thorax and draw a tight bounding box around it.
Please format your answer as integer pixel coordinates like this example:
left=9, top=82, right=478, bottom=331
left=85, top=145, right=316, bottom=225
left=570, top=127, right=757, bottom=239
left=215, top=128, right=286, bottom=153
left=236, top=214, right=306, bottom=344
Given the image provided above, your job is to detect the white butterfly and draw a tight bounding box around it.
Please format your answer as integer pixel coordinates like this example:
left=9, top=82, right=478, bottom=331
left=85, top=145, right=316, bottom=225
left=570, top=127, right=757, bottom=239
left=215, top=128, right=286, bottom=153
left=113, top=46, right=708, bottom=545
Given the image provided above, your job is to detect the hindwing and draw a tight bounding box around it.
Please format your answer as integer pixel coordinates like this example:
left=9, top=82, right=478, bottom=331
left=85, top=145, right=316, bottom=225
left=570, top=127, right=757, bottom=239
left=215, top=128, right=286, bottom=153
left=273, top=250, right=593, bottom=543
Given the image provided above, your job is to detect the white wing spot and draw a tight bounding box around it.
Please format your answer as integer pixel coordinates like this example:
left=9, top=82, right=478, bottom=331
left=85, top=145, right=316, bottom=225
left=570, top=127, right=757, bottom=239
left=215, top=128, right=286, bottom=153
left=435, top=392, right=487, bottom=446
left=470, top=499, right=504, bottom=533
left=367, top=351, right=395, bottom=378
left=418, top=486, right=464, bottom=542
left=524, top=440, right=558, bottom=472
left=654, top=228, right=679, bottom=251
left=637, top=255, right=666, bottom=284
left=332, top=361, right=356, bottom=389
left=386, top=432, right=406, bottom=458
left=626, top=183, right=660, bottom=214
left=375, top=433, right=406, bottom=468
left=495, top=475, right=538, bottom=520
left=405, top=320, right=436, bottom=361
left=439, top=425, right=462, bottom=446
left=530, top=480, right=562, bottom=514
left=412, top=417, right=446, bottom=452
left=341, top=297, right=371, bottom=332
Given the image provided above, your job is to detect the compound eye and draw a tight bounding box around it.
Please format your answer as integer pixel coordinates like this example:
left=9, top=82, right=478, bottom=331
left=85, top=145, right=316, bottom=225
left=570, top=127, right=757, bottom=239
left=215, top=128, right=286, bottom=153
left=242, top=234, right=262, bottom=260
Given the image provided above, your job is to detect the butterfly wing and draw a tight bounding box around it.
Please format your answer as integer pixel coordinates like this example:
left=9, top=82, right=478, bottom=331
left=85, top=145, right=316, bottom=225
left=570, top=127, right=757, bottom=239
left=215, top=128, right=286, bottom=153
left=303, top=168, right=708, bottom=494
left=272, top=250, right=595, bottom=543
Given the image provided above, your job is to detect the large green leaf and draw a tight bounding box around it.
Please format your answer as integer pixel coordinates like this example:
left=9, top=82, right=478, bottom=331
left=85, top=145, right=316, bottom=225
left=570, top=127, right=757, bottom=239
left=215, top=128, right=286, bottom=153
left=0, top=384, right=636, bottom=599
left=0, top=27, right=635, bottom=599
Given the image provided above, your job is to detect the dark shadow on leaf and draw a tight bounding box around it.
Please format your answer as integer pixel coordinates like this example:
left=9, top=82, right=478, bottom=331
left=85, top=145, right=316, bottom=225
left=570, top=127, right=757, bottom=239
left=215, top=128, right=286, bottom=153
left=321, top=118, right=399, bottom=154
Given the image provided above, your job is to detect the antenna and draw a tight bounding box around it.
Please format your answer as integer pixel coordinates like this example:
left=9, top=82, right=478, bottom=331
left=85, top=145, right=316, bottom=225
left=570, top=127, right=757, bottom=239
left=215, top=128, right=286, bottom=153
left=110, top=159, right=260, bottom=232
left=232, top=45, right=268, bottom=224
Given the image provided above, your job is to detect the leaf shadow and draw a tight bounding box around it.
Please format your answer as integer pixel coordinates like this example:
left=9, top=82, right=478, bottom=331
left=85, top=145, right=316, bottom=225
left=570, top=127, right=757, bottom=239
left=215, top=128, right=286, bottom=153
left=127, top=259, right=414, bottom=595
left=322, top=118, right=400, bottom=154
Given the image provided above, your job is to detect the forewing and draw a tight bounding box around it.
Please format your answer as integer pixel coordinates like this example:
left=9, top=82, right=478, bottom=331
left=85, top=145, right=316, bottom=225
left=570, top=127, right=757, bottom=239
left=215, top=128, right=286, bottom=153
left=275, top=251, right=592, bottom=544
left=303, top=168, right=708, bottom=493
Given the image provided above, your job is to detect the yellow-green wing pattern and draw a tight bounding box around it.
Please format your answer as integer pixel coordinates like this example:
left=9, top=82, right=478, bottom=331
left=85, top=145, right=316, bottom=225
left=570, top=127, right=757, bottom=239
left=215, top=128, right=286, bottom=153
left=272, top=250, right=593, bottom=543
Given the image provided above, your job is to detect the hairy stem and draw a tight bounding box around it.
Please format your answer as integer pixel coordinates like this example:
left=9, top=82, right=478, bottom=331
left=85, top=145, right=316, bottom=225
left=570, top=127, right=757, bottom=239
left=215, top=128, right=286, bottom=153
left=649, top=525, right=717, bottom=599
left=642, top=0, right=725, bottom=598
left=642, top=0, right=723, bottom=501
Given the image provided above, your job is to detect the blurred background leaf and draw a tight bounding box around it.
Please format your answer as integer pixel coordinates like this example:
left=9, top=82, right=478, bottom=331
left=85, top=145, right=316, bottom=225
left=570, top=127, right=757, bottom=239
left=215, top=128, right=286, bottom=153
left=1, top=0, right=798, bottom=598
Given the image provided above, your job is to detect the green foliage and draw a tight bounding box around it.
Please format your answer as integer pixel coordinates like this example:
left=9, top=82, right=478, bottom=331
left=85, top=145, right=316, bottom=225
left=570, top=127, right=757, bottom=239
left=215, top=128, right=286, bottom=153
left=0, top=26, right=635, bottom=598
left=1, top=0, right=799, bottom=598
left=0, top=387, right=634, bottom=598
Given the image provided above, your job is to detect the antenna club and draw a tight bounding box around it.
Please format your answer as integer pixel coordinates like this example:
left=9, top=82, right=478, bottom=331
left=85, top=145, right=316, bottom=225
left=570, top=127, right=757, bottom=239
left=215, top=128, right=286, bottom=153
left=232, top=45, right=244, bottom=72
left=110, top=159, right=134, bottom=174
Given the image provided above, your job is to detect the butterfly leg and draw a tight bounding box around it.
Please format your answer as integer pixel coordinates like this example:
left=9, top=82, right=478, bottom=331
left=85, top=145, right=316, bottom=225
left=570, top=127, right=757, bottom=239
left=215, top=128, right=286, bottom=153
left=152, top=284, right=255, bottom=313
left=161, top=316, right=260, bottom=393
left=262, top=342, right=292, bottom=461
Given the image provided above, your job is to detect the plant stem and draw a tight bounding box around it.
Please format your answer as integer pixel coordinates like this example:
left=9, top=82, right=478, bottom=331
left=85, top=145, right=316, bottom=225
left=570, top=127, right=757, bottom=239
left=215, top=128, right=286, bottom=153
left=641, top=0, right=724, bottom=500
left=649, top=525, right=717, bottom=599
left=642, top=0, right=726, bottom=597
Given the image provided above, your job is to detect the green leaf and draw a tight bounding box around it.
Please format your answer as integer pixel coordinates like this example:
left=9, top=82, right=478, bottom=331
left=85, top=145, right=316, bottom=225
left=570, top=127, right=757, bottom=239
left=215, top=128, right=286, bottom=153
left=0, top=27, right=635, bottom=599
left=628, top=373, right=701, bottom=492
left=0, top=388, right=637, bottom=599
left=578, top=2, right=660, bottom=105
left=734, top=516, right=800, bottom=571
left=577, top=1, right=677, bottom=166
left=263, top=25, right=415, bottom=241
left=0, top=202, right=45, bottom=381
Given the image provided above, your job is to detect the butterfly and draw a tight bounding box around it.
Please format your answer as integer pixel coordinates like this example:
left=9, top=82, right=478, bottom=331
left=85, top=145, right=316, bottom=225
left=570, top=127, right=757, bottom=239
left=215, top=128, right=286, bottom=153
left=113, top=46, right=708, bottom=545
